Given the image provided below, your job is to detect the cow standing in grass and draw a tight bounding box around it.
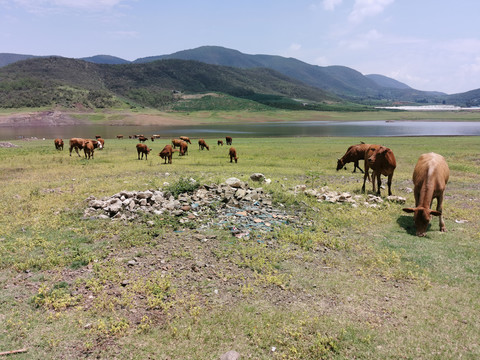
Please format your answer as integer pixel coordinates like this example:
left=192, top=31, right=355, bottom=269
left=198, top=139, right=209, bottom=151
left=403, top=153, right=450, bottom=237
left=54, top=138, right=64, bottom=150
left=336, top=142, right=371, bottom=173
left=229, top=147, right=238, bottom=163
left=159, top=144, right=178, bottom=164
left=362, top=145, right=396, bottom=196
left=136, top=143, right=151, bottom=160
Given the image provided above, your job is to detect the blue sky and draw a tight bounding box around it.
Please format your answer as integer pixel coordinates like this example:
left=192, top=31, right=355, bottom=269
left=1, top=0, right=479, bottom=94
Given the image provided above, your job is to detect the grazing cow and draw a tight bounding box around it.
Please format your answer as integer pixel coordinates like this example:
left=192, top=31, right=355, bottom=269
left=83, top=140, right=95, bottom=159
left=69, top=138, right=86, bottom=157
left=179, top=141, right=188, bottom=156
left=95, top=135, right=102, bottom=139
left=226, top=136, right=232, bottom=145
left=198, top=139, right=209, bottom=151
left=138, top=136, right=148, bottom=143
left=336, top=142, right=370, bottom=173
left=116, top=135, right=124, bottom=139
left=171, top=138, right=182, bottom=149
left=152, top=134, right=161, bottom=139
left=218, top=140, right=224, bottom=146
left=54, top=138, right=64, bottom=150
left=179, top=136, right=192, bottom=144
left=403, top=153, right=450, bottom=237
left=229, top=147, right=238, bottom=163
left=136, top=143, right=151, bottom=160
left=159, top=144, right=179, bottom=164
left=362, top=145, right=396, bottom=196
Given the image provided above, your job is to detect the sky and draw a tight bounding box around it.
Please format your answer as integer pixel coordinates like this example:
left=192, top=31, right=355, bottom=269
left=1, top=0, right=480, bottom=94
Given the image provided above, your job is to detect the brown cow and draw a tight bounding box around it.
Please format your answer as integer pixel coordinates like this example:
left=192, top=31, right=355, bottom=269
left=83, top=140, right=95, bottom=159
left=226, top=136, right=232, bottom=145
left=171, top=139, right=182, bottom=149
left=217, top=140, right=224, bottom=146
left=138, top=136, right=148, bottom=143
left=362, top=145, right=396, bottom=196
left=403, top=153, right=450, bottom=237
left=159, top=144, right=179, bottom=164
left=136, top=143, right=151, bottom=160
left=198, top=139, right=209, bottom=151
left=95, top=135, right=102, bottom=139
left=336, top=142, right=370, bottom=173
left=179, top=141, right=188, bottom=156
left=116, top=135, right=124, bottom=139
left=54, top=138, right=64, bottom=150
left=179, top=136, right=191, bottom=144
left=229, top=147, right=238, bottom=163
left=69, top=138, right=86, bottom=157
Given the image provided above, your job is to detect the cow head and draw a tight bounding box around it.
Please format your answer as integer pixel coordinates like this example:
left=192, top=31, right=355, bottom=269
left=336, top=158, right=346, bottom=171
left=402, top=207, right=442, bottom=237
left=368, top=146, right=388, bottom=165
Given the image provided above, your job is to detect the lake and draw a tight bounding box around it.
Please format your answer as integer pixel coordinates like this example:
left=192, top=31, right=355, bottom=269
left=1, top=120, right=480, bottom=140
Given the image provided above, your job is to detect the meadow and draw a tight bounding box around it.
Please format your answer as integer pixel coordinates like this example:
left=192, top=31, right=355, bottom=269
left=0, top=135, right=479, bottom=359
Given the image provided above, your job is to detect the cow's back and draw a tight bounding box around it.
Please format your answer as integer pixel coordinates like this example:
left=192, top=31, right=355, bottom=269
left=413, top=153, right=449, bottom=189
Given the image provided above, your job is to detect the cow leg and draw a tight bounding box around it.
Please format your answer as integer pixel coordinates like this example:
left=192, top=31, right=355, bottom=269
left=361, top=171, right=368, bottom=192
left=76, top=147, right=81, bottom=157
left=376, top=173, right=382, bottom=195
left=387, top=174, right=393, bottom=196
left=69, top=146, right=73, bottom=156
left=437, top=194, right=446, bottom=232
left=145, top=154, right=147, bottom=160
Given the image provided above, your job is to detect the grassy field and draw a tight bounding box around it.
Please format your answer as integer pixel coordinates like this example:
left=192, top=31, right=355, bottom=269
left=0, top=135, right=479, bottom=359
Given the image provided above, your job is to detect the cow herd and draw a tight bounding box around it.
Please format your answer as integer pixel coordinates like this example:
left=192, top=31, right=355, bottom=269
left=337, top=143, right=450, bottom=237
left=54, top=135, right=238, bottom=165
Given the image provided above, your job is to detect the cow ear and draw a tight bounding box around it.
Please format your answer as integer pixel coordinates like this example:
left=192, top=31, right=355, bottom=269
left=403, top=208, right=415, bottom=213
left=430, top=210, right=442, bottom=217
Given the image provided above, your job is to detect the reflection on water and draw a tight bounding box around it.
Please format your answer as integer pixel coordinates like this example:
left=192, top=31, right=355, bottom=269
left=1, top=120, right=480, bottom=140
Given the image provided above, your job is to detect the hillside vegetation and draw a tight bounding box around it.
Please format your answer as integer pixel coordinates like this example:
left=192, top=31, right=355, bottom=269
left=0, top=57, right=349, bottom=111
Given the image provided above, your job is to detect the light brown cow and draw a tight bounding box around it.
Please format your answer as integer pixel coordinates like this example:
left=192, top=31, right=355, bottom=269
left=198, top=139, right=209, bottom=151
left=403, top=153, right=450, bottom=237
left=362, top=145, right=396, bottom=196
left=69, top=138, right=86, bottom=157
left=336, top=142, right=370, bottom=173
left=159, top=144, right=179, bottom=164
left=179, top=141, right=188, bottom=156
left=171, top=139, right=182, bottom=149
left=54, top=138, right=64, bottom=150
left=229, top=147, right=238, bottom=163
left=179, top=136, right=192, bottom=144
left=226, top=136, right=232, bottom=145
left=136, top=143, right=151, bottom=160
left=83, top=140, right=95, bottom=159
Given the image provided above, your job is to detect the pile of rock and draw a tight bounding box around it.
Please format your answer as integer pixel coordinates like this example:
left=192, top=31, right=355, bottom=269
left=84, top=177, right=299, bottom=238
left=0, top=142, right=19, bottom=148
left=292, top=185, right=406, bottom=207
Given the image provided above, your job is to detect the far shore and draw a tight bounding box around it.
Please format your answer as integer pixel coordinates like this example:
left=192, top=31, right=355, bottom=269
left=1, top=108, right=480, bottom=128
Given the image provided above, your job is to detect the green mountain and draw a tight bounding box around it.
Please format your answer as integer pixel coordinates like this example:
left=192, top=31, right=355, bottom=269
left=79, top=55, right=130, bottom=65
left=0, top=56, right=343, bottom=110
left=366, top=74, right=411, bottom=90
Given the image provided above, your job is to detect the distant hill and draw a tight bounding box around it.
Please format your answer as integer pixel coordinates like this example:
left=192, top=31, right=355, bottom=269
left=79, top=55, right=130, bottom=64
left=366, top=74, right=411, bottom=90
left=0, top=56, right=343, bottom=110
left=0, top=53, right=39, bottom=67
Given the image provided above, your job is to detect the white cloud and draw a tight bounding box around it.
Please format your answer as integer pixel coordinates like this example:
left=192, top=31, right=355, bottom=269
left=341, top=29, right=382, bottom=50
left=323, top=0, right=342, bottom=11
left=349, top=0, right=394, bottom=23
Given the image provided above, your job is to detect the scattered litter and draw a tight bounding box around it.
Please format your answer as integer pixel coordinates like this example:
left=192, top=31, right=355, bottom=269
left=455, top=219, right=469, bottom=224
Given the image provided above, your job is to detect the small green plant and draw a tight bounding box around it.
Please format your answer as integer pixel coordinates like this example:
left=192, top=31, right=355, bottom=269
left=163, top=177, right=200, bottom=198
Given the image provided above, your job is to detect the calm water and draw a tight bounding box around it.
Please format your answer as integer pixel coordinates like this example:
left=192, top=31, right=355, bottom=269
left=1, top=120, right=480, bottom=140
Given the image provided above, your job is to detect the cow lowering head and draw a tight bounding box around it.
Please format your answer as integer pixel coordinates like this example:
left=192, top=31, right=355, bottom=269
left=402, top=207, right=442, bottom=237
left=336, top=158, right=346, bottom=171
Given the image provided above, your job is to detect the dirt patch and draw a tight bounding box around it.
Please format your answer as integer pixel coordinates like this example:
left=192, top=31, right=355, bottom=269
left=0, top=111, right=85, bottom=127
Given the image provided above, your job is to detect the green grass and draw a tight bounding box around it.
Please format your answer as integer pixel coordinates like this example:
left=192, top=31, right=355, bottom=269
left=0, top=135, right=479, bottom=359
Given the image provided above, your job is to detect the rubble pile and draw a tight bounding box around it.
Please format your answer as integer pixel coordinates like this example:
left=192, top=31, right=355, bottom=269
left=84, top=177, right=299, bottom=238
left=292, top=185, right=406, bottom=207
